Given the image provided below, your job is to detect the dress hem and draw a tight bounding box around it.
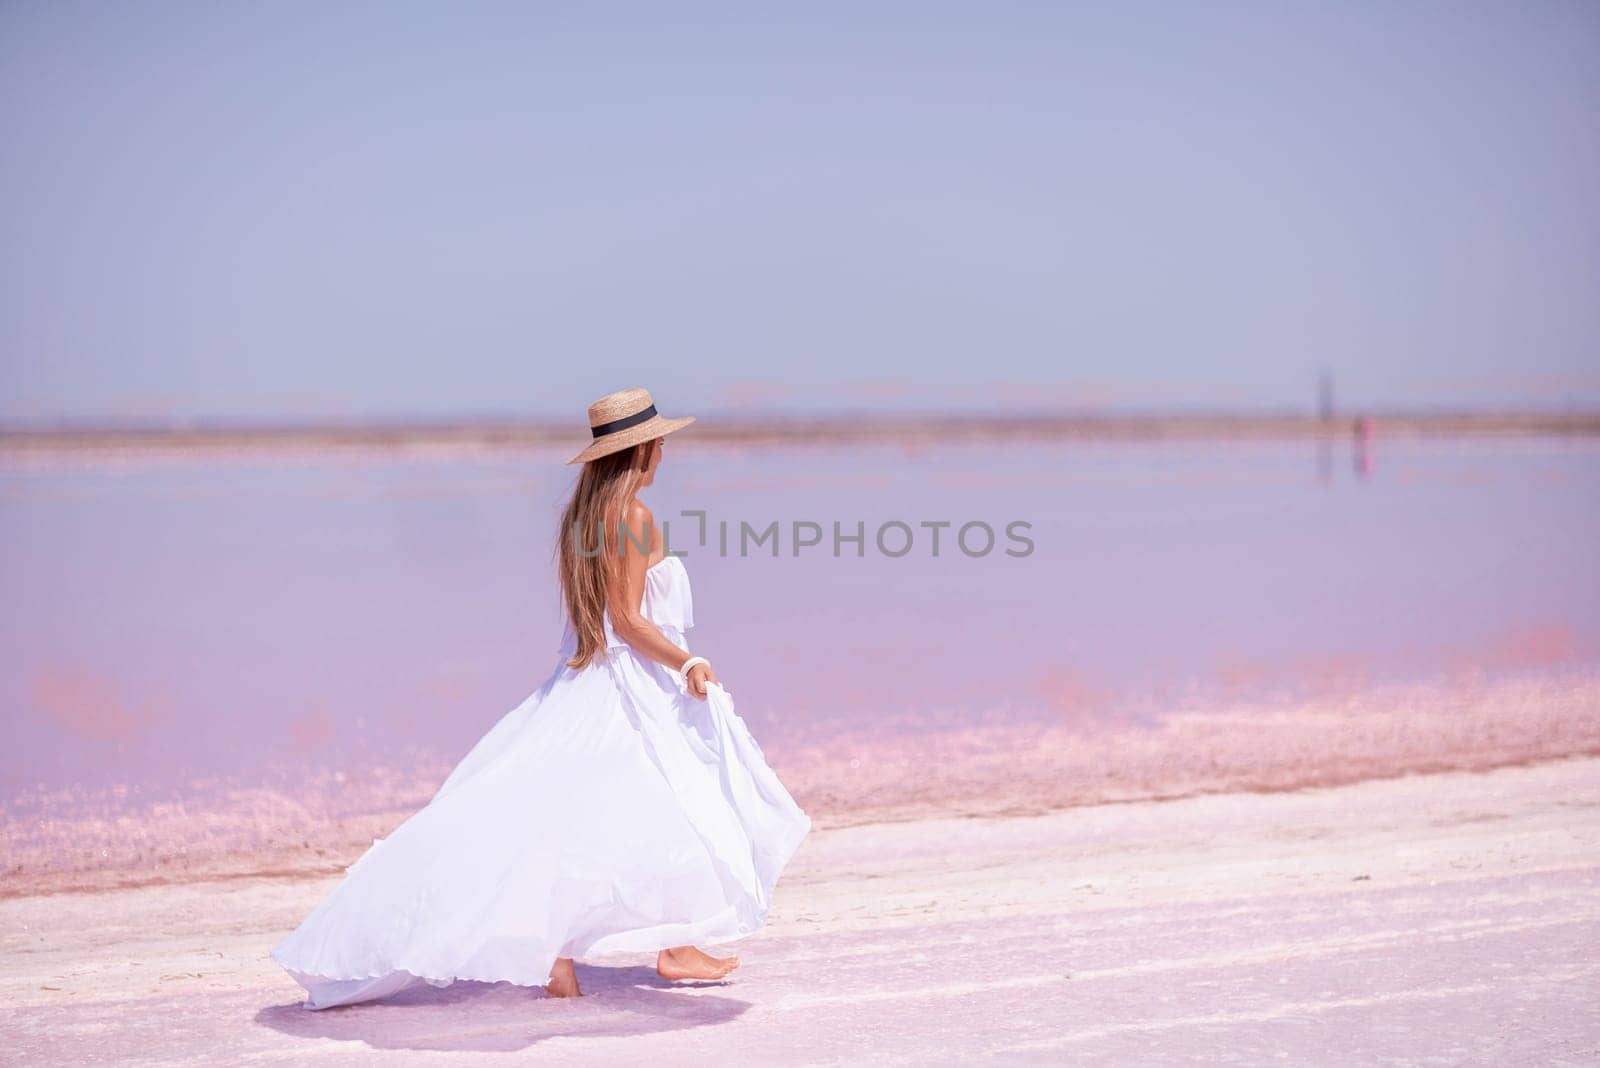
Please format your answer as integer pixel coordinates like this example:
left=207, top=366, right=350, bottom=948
left=272, top=911, right=778, bottom=1010
left=271, top=812, right=811, bottom=1009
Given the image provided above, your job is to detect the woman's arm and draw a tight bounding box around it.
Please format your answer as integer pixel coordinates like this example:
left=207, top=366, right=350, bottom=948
left=608, top=499, right=721, bottom=699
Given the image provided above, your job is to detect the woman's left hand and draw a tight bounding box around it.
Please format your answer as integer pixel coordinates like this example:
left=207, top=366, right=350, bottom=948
left=686, top=661, right=720, bottom=700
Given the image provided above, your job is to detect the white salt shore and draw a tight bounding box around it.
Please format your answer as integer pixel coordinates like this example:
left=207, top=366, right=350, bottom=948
left=3, top=756, right=1597, bottom=1065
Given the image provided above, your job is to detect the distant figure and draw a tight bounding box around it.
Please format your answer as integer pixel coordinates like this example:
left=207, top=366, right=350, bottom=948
left=1353, top=416, right=1373, bottom=477
left=1318, top=368, right=1336, bottom=422
left=270, top=387, right=812, bottom=1007
left=1314, top=371, right=1338, bottom=484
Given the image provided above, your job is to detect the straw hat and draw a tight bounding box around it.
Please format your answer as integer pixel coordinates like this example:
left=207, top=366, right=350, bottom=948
left=566, top=387, right=697, bottom=464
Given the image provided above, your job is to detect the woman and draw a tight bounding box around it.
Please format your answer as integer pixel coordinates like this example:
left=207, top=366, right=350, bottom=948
left=270, top=387, right=812, bottom=1007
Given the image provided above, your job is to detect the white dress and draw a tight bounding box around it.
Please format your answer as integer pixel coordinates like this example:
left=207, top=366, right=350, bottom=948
left=270, top=554, right=812, bottom=1009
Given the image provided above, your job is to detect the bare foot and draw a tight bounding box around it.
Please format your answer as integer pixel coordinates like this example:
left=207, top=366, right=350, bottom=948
left=544, top=956, right=582, bottom=998
left=656, top=945, right=740, bottom=981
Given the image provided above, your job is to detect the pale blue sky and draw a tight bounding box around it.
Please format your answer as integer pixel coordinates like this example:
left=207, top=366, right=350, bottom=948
left=1, top=1, right=1596, bottom=424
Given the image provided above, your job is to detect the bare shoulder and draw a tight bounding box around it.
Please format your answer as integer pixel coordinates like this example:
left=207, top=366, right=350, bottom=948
left=624, top=498, right=662, bottom=555
left=627, top=498, right=654, bottom=526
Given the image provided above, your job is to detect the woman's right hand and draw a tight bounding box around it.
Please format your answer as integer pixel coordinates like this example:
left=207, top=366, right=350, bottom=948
left=686, top=662, right=719, bottom=700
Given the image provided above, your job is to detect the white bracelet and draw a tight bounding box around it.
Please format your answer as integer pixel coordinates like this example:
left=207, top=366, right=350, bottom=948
left=680, top=656, right=710, bottom=677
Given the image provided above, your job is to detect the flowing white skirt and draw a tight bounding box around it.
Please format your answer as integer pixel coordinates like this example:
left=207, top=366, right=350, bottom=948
left=270, top=646, right=811, bottom=1009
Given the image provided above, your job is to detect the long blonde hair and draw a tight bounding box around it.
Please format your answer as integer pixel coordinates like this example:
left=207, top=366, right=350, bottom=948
left=557, top=439, right=657, bottom=669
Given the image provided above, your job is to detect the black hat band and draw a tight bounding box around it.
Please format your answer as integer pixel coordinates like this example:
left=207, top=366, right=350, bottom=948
left=590, top=404, right=658, bottom=438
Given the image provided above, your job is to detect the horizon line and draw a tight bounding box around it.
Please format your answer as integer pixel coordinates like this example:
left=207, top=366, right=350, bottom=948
left=3, top=406, right=1599, bottom=457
